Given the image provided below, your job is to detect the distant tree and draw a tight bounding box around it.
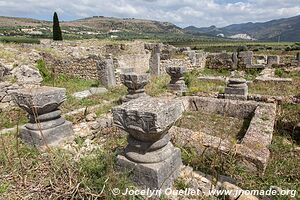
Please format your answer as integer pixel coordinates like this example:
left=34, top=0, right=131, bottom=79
left=53, top=12, right=63, bottom=41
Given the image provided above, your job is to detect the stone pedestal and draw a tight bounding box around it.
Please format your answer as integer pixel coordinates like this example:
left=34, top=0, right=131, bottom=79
left=224, top=78, right=248, bottom=100
left=112, top=97, right=184, bottom=189
left=12, top=86, right=74, bottom=147
left=120, top=73, right=149, bottom=103
left=166, top=66, right=187, bottom=95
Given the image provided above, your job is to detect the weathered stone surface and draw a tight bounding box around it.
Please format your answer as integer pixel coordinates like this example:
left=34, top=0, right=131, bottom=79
left=20, top=121, right=73, bottom=146
left=96, top=57, right=116, bottom=88
left=149, top=44, right=161, bottom=76
left=117, top=148, right=182, bottom=190
left=166, top=66, right=187, bottom=95
left=112, top=97, right=184, bottom=189
left=89, top=87, right=108, bottom=95
left=0, top=62, right=10, bottom=81
left=224, top=78, right=248, bottom=100
left=237, top=51, right=253, bottom=68
left=72, top=87, right=108, bottom=99
left=297, top=52, right=300, bottom=61
left=120, top=73, right=149, bottom=103
left=267, top=55, right=280, bottom=67
left=12, top=86, right=73, bottom=147
left=12, top=86, right=66, bottom=114
left=11, top=65, right=43, bottom=85
left=232, top=52, right=238, bottom=69
left=206, top=53, right=234, bottom=69
left=72, top=90, right=92, bottom=99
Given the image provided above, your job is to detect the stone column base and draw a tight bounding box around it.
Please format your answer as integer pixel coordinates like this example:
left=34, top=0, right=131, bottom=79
left=224, top=94, right=247, bottom=100
left=122, top=93, right=149, bottom=103
left=117, top=147, right=182, bottom=190
left=20, top=121, right=74, bottom=147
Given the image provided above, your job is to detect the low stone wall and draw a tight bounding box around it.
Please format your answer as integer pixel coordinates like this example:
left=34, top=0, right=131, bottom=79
left=206, top=53, right=234, bottom=69
left=173, top=96, right=277, bottom=173
left=42, top=53, right=100, bottom=80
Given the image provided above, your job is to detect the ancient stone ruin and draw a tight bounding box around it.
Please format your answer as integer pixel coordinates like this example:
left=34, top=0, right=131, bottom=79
left=112, top=97, right=184, bottom=189
left=120, top=73, right=149, bottom=103
left=224, top=78, right=248, bottom=100
left=12, top=86, right=74, bottom=146
left=171, top=96, right=277, bottom=173
left=96, top=56, right=116, bottom=88
left=149, top=44, right=161, bottom=76
left=267, top=55, right=280, bottom=67
left=166, top=66, right=187, bottom=95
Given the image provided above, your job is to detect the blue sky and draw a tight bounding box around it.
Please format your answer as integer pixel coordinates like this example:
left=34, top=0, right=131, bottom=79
left=0, top=0, right=299, bottom=27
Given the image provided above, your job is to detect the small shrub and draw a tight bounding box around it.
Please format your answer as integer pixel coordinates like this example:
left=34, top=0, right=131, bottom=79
left=237, top=45, right=248, bottom=52
left=275, top=68, right=284, bottom=77
left=36, top=59, right=53, bottom=83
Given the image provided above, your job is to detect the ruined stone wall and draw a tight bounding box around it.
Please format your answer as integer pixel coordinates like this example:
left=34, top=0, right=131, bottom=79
left=205, top=53, right=234, bottom=69
left=116, top=53, right=150, bottom=74
left=42, top=53, right=100, bottom=80
left=42, top=41, right=152, bottom=81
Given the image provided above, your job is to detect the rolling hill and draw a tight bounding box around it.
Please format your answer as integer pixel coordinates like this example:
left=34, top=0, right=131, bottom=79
left=184, top=15, right=300, bottom=42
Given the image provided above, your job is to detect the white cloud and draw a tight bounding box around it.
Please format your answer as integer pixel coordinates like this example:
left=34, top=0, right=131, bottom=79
left=0, top=0, right=299, bottom=27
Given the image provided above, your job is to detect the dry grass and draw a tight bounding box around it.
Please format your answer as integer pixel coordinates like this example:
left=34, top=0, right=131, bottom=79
left=0, top=127, right=134, bottom=199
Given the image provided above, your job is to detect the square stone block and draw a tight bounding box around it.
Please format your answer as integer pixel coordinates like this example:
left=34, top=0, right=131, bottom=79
left=117, top=147, right=182, bottom=190
left=224, top=87, right=248, bottom=95
left=20, top=121, right=74, bottom=147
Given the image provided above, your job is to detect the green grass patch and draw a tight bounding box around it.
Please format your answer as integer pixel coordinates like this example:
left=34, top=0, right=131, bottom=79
left=145, top=75, right=170, bottom=97
left=249, top=78, right=300, bottom=96
left=0, top=109, right=28, bottom=129
left=0, top=36, right=40, bottom=44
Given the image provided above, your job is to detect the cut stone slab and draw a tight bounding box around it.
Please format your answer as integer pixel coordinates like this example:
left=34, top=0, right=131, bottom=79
left=89, top=87, right=108, bottom=95
left=120, top=73, right=149, bottom=103
left=72, top=87, right=108, bottom=99
left=113, top=97, right=185, bottom=142
left=72, top=90, right=92, bottom=99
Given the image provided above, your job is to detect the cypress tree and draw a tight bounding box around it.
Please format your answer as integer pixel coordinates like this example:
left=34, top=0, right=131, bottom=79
left=53, top=12, right=63, bottom=41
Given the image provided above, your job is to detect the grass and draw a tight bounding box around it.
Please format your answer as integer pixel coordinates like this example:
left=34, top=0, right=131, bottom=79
left=184, top=70, right=226, bottom=95
left=145, top=75, right=170, bottom=97
left=249, top=78, right=300, bottom=96
left=0, top=109, right=28, bottom=129
left=178, top=103, right=300, bottom=200
left=198, top=68, right=231, bottom=77
left=0, top=128, right=135, bottom=199
left=176, top=111, right=250, bottom=141
left=0, top=36, right=40, bottom=44
left=0, top=60, right=127, bottom=129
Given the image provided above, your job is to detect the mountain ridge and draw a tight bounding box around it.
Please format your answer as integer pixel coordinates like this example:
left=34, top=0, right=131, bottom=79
left=184, top=15, right=300, bottom=41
